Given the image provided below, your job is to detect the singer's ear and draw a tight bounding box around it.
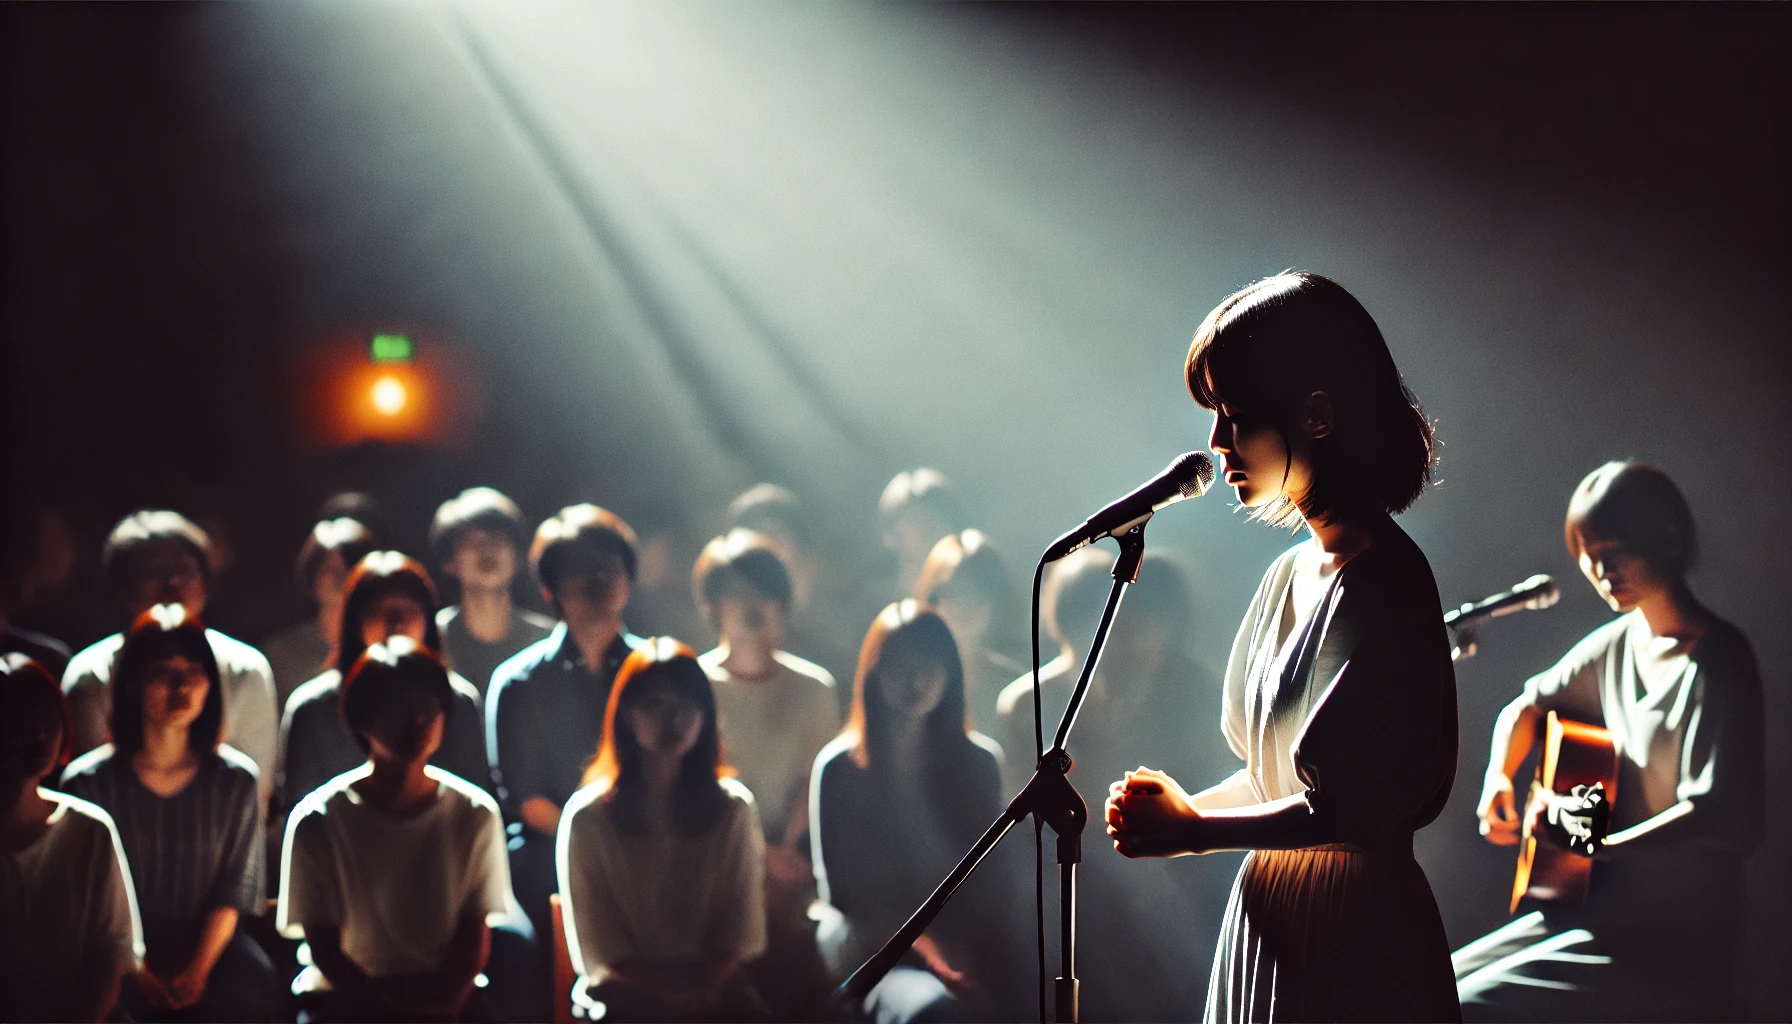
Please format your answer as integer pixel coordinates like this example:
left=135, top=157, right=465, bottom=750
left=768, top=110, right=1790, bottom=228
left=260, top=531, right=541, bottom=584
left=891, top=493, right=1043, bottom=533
left=1305, top=391, right=1335, bottom=440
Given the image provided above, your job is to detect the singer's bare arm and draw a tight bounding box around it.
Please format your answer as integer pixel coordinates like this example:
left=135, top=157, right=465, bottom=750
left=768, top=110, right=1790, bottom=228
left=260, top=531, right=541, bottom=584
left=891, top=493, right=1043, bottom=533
left=1105, top=769, right=1335, bottom=857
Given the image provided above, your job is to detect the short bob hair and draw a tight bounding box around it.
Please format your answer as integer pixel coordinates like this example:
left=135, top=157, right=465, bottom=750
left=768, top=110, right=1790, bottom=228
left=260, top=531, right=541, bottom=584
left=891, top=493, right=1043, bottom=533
left=582, top=638, right=730, bottom=836
left=692, top=529, right=794, bottom=623
left=335, top=552, right=443, bottom=677
left=295, top=517, right=377, bottom=597
left=1186, top=272, right=1436, bottom=530
left=340, top=636, right=456, bottom=753
left=915, top=529, right=1009, bottom=609
left=877, top=469, right=964, bottom=534
left=111, top=604, right=224, bottom=758
left=531, top=504, right=639, bottom=594
left=728, top=483, right=817, bottom=549
left=1565, top=461, right=1697, bottom=577
left=102, top=510, right=214, bottom=596
left=429, top=487, right=529, bottom=567
left=0, top=653, right=73, bottom=782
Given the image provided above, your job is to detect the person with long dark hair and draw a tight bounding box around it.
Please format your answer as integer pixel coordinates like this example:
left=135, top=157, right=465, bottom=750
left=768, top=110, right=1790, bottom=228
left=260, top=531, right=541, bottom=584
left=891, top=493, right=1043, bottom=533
left=914, top=530, right=1022, bottom=732
left=557, top=638, right=768, bottom=1022
left=810, top=601, right=1018, bottom=1022
left=280, top=552, right=489, bottom=810
left=1460, top=462, right=1763, bottom=1021
left=2, top=653, right=142, bottom=1023
left=61, top=605, right=275, bottom=1021
left=1104, top=272, right=1459, bottom=1021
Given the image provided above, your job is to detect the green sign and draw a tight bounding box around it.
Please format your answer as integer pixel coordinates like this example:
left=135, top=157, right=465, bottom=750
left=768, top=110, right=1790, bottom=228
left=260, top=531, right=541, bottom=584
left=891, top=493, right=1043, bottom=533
left=369, top=333, right=414, bottom=363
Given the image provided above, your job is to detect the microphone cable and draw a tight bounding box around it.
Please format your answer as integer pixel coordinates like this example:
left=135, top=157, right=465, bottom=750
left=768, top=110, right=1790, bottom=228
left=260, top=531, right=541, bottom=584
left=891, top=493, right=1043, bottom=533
left=1029, top=557, right=1047, bottom=1024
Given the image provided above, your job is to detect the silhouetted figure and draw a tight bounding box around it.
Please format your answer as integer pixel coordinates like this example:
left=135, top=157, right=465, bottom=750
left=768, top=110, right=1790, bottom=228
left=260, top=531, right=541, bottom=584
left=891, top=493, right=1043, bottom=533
left=63, top=511, right=279, bottom=809
left=279, top=638, right=532, bottom=1023
left=695, top=530, right=838, bottom=1017
left=811, top=602, right=1022, bottom=1023
left=1, top=653, right=141, bottom=1023
left=915, top=530, right=1023, bottom=732
left=558, top=639, right=770, bottom=1023
left=487, top=505, right=642, bottom=976
left=1104, top=272, right=1458, bottom=1022
left=430, top=488, right=554, bottom=700
left=877, top=469, right=965, bottom=602
left=727, top=484, right=863, bottom=698
left=261, top=517, right=377, bottom=717
left=1463, top=462, right=1764, bottom=1022
left=279, top=552, right=491, bottom=811
left=0, top=509, right=73, bottom=681
left=61, top=605, right=277, bottom=1022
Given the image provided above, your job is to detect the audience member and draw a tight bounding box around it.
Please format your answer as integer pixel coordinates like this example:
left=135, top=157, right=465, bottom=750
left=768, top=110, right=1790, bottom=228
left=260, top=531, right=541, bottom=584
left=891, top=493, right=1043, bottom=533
left=61, top=605, right=277, bottom=1022
left=914, top=530, right=1023, bottom=731
left=618, top=498, right=710, bottom=649
left=62, top=511, right=279, bottom=808
left=281, top=552, right=490, bottom=810
left=694, top=530, right=838, bottom=1016
left=261, top=518, right=377, bottom=716
left=487, top=504, right=642, bottom=959
left=558, top=639, right=768, bottom=1022
left=877, top=469, right=964, bottom=600
left=430, top=488, right=555, bottom=701
left=811, top=601, right=1020, bottom=1022
left=1, top=653, right=143, bottom=1023
left=279, top=638, right=530, bottom=1023
left=1, top=507, right=74, bottom=681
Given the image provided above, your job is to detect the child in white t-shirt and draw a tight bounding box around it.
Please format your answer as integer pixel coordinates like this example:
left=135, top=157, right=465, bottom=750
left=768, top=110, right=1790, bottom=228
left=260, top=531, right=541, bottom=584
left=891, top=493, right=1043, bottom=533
left=278, top=638, right=528, bottom=1022
left=1, top=653, right=143, bottom=1023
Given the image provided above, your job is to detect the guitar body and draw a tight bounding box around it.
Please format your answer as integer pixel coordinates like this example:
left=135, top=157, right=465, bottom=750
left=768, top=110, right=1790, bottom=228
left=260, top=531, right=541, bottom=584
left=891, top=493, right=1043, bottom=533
left=1510, top=711, right=1619, bottom=913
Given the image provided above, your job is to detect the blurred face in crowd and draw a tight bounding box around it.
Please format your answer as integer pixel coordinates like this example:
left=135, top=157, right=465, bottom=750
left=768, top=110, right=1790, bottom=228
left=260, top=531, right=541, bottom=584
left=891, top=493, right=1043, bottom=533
left=1, top=704, right=61, bottom=787
left=1100, top=615, right=1173, bottom=690
left=365, top=702, right=445, bottom=765
left=551, top=549, right=631, bottom=629
left=715, top=582, right=784, bottom=657
left=625, top=681, right=703, bottom=760
left=447, top=527, right=518, bottom=593
left=313, top=551, right=350, bottom=637
left=875, top=642, right=949, bottom=721
left=932, top=588, right=993, bottom=652
left=141, top=655, right=210, bottom=735
left=123, top=540, right=206, bottom=620
left=359, top=593, right=429, bottom=650
left=885, top=508, right=952, bottom=581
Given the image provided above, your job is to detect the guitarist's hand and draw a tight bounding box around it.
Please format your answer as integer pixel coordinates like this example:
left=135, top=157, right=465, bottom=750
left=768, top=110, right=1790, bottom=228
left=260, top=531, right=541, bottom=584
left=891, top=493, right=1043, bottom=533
left=1526, top=783, right=1608, bottom=856
left=1477, top=770, right=1521, bottom=845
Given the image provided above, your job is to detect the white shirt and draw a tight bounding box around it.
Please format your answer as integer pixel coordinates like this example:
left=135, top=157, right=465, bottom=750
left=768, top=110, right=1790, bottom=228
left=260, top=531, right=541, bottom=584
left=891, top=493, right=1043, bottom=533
left=278, top=765, right=520, bottom=985
left=557, top=777, right=766, bottom=979
left=0, top=790, right=144, bottom=1021
left=63, top=629, right=279, bottom=806
left=700, top=648, right=839, bottom=842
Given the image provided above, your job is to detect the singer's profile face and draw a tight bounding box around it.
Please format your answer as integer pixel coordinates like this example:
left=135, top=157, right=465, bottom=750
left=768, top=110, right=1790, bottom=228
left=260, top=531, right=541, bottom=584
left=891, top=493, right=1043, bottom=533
left=1575, top=537, right=1663, bottom=613
left=1208, top=405, right=1311, bottom=509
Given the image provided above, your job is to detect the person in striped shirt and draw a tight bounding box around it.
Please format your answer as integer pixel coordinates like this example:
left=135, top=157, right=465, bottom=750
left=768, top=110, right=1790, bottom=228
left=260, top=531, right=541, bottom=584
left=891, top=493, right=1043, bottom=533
left=61, top=604, right=275, bottom=1022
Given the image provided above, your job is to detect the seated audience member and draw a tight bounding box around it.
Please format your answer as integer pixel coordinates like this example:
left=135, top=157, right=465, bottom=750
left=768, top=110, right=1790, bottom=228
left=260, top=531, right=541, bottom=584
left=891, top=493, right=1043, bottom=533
left=280, top=552, right=490, bottom=809
left=487, top=505, right=641, bottom=948
left=617, top=499, right=710, bottom=648
left=61, top=605, right=276, bottom=1022
left=1004, top=554, right=1233, bottom=1020
left=262, top=518, right=377, bottom=715
left=63, top=510, right=279, bottom=808
left=914, top=530, right=1023, bottom=730
left=430, top=488, right=554, bottom=700
left=279, top=638, right=530, bottom=1023
left=877, top=469, right=965, bottom=600
left=726, top=484, right=863, bottom=705
left=811, top=602, right=1021, bottom=1022
left=695, top=530, right=838, bottom=1014
left=558, top=639, right=768, bottom=1023
left=2, top=654, right=143, bottom=1023
left=991, top=546, right=1113, bottom=796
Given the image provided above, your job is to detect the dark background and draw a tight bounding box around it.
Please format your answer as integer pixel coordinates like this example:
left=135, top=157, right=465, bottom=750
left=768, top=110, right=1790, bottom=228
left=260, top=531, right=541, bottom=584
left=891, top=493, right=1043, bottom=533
left=5, top=3, right=1787, bottom=1017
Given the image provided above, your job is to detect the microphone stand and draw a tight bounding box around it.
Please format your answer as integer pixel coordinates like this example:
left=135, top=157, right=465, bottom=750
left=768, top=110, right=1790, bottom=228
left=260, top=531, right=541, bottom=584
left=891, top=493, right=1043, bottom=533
left=834, top=522, right=1150, bottom=1023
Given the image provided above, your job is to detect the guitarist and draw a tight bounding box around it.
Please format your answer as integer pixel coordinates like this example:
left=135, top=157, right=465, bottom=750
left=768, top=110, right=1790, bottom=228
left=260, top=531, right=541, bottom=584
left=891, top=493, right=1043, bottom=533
left=1471, top=461, right=1764, bottom=1021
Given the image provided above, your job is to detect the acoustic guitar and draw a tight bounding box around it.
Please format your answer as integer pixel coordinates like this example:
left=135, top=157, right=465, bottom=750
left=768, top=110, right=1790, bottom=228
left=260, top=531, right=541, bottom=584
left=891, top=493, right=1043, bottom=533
left=1509, top=711, right=1619, bottom=913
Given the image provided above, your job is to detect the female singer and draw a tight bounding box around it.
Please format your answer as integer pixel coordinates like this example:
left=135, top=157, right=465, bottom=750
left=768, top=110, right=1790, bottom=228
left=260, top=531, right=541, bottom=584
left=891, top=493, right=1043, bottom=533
left=1103, top=271, right=1459, bottom=1022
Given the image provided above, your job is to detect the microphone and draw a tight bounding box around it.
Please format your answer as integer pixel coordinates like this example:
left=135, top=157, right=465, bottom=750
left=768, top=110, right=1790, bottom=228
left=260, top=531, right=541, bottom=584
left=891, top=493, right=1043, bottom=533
left=1043, top=452, right=1215, bottom=561
left=1444, top=574, right=1561, bottom=631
